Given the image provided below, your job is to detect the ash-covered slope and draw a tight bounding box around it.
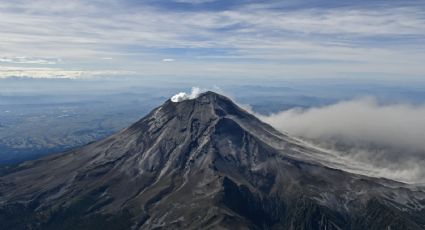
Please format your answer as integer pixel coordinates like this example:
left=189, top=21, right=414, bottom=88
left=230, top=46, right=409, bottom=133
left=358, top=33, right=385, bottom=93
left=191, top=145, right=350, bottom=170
left=0, top=92, right=424, bottom=230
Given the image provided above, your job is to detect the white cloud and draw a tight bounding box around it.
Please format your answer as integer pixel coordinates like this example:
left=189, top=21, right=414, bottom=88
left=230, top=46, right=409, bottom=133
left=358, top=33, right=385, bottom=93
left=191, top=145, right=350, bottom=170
left=0, top=56, right=59, bottom=64
left=0, top=66, right=135, bottom=79
left=0, top=1, right=424, bottom=78
left=162, top=58, right=175, bottom=62
left=171, top=87, right=204, bottom=102
left=258, top=98, right=425, bottom=183
left=261, top=98, right=425, bottom=151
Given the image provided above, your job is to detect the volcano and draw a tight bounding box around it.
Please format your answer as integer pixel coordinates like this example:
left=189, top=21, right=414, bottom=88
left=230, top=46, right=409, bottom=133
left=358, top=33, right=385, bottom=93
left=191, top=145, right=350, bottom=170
left=0, top=91, right=424, bottom=230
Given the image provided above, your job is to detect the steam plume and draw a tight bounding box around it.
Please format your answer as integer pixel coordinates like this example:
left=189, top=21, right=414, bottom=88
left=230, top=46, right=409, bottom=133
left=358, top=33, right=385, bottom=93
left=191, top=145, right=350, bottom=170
left=171, top=87, right=203, bottom=102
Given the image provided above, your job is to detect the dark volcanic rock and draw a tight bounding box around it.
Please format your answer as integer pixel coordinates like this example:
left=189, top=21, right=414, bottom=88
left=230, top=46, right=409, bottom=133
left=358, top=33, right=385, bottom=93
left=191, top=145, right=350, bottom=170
left=0, top=91, right=424, bottom=230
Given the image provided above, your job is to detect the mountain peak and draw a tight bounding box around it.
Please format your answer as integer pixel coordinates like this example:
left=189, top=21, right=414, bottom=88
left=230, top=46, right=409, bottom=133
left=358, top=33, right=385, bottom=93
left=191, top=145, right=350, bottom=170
left=1, top=91, right=425, bottom=229
left=169, top=88, right=218, bottom=103
left=169, top=91, right=230, bottom=105
left=157, top=91, right=248, bottom=122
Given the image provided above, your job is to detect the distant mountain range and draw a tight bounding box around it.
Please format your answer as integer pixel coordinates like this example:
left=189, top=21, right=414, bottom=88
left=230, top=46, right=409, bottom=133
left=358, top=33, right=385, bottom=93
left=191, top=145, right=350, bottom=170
left=0, top=92, right=424, bottom=229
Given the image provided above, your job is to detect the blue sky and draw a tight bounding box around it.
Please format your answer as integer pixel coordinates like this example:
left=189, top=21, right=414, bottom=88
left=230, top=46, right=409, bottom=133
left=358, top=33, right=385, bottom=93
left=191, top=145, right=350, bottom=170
left=0, top=0, right=424, bottom=79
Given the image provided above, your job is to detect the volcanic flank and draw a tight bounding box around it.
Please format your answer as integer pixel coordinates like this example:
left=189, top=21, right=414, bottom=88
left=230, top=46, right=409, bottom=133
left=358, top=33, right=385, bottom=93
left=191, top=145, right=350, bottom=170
left=0, top=91, right=424, bottom=230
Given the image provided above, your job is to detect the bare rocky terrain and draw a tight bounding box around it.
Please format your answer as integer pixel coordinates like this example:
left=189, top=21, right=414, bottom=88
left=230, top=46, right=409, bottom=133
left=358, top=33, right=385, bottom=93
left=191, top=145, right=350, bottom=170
left=0, top=91, right=424, bottom=230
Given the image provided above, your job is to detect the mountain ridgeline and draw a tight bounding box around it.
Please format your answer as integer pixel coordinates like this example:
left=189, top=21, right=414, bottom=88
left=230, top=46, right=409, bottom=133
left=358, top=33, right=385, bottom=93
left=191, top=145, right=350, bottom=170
left=0, top=92, right=424, bottom=229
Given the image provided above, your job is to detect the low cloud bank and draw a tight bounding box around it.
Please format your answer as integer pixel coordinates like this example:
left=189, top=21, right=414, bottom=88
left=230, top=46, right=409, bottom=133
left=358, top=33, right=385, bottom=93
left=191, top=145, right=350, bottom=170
left=0, top=56, right=59, bottom=65
left=171, top=87, right=204, bottom=102
left=258, top=97, right=425, bottom=183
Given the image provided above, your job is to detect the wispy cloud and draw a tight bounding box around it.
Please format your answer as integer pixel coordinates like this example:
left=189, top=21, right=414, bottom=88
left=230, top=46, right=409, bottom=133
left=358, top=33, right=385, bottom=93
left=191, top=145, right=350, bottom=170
left=0, top=0, right=424, bottom=78
left=0, top=66, right=135, bottom=79
left=162, top=58, right=176, bottom=62
left=0, top=56, right=60, bottom=64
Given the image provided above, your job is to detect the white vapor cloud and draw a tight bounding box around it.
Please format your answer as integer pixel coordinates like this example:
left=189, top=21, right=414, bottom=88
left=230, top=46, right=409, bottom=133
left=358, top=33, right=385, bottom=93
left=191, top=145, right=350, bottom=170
left=0, top=66, right=135, bottom=79
left=162, top=58, right=176, bottom=62
left=258, top=98, right=425, bottom=183
left=261, top=98, right=425, bottom=151
left=0, top=56, right=59, bottom=64
left=171, top=87, right=204, bottom=102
